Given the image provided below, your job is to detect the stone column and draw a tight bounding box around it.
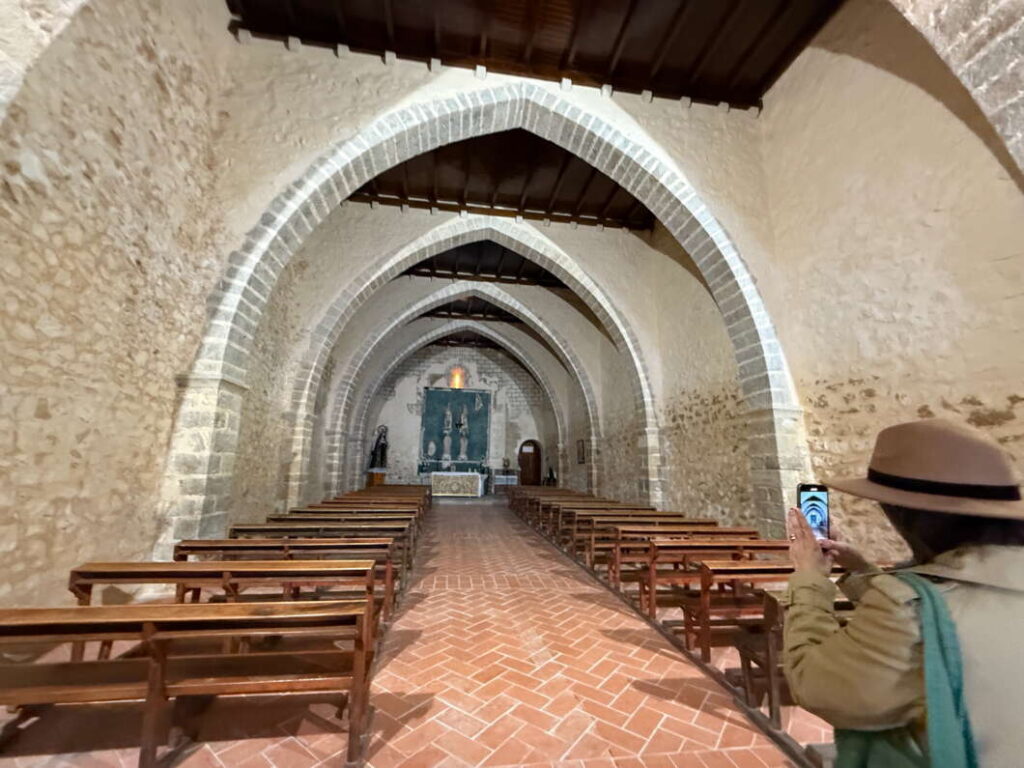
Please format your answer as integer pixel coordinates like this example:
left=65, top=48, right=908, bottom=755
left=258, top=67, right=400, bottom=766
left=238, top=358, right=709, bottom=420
left=152, top=374, right=246, bottom=559
left=745, top=405, right=811, bottom=538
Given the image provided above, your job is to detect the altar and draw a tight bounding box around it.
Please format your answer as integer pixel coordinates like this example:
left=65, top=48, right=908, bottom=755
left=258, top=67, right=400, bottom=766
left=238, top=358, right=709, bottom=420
left=431, top=471, right=485, bottom=498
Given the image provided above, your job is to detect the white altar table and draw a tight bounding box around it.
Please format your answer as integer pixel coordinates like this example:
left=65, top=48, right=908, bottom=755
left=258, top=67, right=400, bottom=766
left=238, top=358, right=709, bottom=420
left=431, top=471, right=485, bottom=497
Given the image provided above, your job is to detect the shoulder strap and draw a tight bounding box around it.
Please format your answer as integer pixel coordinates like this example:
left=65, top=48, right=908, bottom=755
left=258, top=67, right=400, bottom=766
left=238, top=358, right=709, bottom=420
left=893, top=572, right=979, bottom=768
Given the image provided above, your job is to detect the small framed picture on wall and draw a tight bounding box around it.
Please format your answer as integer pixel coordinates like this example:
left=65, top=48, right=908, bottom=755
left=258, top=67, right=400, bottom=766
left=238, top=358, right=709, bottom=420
left=576, top=439, right=586, bottom=464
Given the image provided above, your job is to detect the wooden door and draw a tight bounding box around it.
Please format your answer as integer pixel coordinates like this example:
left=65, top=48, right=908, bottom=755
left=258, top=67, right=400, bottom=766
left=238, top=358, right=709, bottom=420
left=518, top=440, right=542, bottom=485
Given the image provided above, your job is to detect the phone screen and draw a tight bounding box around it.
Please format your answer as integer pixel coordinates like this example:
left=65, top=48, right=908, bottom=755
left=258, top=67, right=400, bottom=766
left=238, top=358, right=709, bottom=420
left=798, top=486, right=830, bottom=540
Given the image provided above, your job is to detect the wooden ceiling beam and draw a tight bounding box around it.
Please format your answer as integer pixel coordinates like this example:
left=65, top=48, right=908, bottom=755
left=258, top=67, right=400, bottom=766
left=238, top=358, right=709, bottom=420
left=432, top=2, right=441, bottom=57
left=350, top=192, right=642, bottom=230
left=649, top=0, right=694, bottom=81
left=494, top=247, right=507, bottom=280
left=560, top=0, right=584, bottom=69
left=234, top=1, right=842, bottom=110
left=382, top=0, right=396, bottom=49
left=545, top=154, right=573, bottom=215
left=461, top=141, right=472, bottom=206
left=723, top=0, right=792, bottom=91
left=517, top=163, right=537, bottom=211
left=572, top=165, right=600, bottom=217
left=521, top=0, right=546, bottom=65
left=597, top=185, right=622, bottom=223
left=477, top=0, right=490, bottom=57
left=332, top=0, right=348, bottom=41
left=605, top=0, right=639, bottom=77
left=685, top=0, right=743, bottom=89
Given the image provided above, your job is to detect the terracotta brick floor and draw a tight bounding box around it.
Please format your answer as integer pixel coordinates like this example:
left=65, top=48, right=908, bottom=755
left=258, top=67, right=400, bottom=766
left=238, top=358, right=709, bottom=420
left=0, top=499, right=801, bottom=767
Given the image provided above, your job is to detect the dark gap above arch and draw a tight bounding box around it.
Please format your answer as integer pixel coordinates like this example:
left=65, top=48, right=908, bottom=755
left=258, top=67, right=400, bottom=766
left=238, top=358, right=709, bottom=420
left=402, top=241, right=567, bottom=288
left=351, top=130, right=655, bottom=230
left=227, top=0, right=842, bottom=109
left=420, top=297, right=524, bottom=324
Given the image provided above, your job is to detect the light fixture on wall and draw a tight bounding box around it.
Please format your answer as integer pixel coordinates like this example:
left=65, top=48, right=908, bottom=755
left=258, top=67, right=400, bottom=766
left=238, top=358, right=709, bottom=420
left=449, top=365, right=466, bottom=389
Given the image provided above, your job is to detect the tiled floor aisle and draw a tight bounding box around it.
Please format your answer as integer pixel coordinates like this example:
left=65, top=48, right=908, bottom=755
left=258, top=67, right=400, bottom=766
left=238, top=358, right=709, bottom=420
left=0, top=499, right=792, bottom=767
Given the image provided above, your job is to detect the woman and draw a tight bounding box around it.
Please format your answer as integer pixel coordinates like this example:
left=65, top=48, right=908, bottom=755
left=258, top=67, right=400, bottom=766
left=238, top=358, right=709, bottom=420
left=784, top=418, right=1024, bottom=767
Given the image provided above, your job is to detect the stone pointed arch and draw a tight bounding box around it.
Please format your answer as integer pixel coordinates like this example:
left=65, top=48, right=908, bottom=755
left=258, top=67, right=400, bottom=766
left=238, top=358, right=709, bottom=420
left=333, top=318, right=576, bottom=494
left=304, top=280, right=599, bottom=502
left=280, top=220, right=640, bottom=508
left=165, top=80, right=799, bottom=550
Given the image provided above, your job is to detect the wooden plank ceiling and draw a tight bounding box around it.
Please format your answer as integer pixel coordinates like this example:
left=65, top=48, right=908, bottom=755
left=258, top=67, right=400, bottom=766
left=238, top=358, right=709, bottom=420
left=403, top=242, right=567, bottom=287
left=428, top=330, right=506, bottom=350
left=227, top=0, right=843, bottom=108
left=352, top=130, right=653, bottom=230
left=421, top=297, right=524, bottom=324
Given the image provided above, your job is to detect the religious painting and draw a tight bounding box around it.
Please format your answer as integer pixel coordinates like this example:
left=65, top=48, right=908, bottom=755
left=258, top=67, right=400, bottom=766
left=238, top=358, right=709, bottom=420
left=577, top=439, right=586, bottom=464
left=419, top=387, right=491, bottom=472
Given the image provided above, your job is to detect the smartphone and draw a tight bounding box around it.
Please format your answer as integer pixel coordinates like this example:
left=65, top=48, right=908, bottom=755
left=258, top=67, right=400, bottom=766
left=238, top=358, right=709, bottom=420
left=797, top=484, right=830, bottom=540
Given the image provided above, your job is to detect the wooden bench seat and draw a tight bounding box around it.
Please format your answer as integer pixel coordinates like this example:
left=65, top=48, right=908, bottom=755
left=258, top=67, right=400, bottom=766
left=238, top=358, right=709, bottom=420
left=0, top=600, right=371, bottom=767
left=642, top=539, right=792, bottom=623
left=229, top=522, right=414, bottom=573
left=605, top=526, right=759, bottom=587
left=67, top=559, right=387, bottom=631
left=173, top=537, right=399, bottom=608
left=572, top=515, right=718, bottom=566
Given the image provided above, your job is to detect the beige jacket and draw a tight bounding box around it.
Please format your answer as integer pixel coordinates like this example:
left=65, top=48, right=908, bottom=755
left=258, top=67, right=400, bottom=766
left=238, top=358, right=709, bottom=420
left=783, top=545, right=1024, bottom=767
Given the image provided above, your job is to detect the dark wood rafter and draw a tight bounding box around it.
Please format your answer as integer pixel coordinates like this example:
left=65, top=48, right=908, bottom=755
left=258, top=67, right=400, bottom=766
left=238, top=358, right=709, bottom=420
left=560, top=0, right=584, bottom=70
left=383, top=0, right=396, bottom=50
left=521, top=0, right=545, bottom=65
left=353, top=130, right=655, bottom=230
left=477, top=0, right=490, bottom=58
left=403, top=242, right=567, bottom=288
left=332, top=0, right=347, bottom=40
left=429, top=330, right=505, bottom=350
left=432, top=1, right=442, bottom=57
left=545, top=153, right=573, bottom=216
left=649, top=0, right=694, bottom=82
left=597, top=185, right=622, bottom=223
left=605, top=0, right=638, bottom=78
left=228, top=0, right=844, bottom=110
left=684, top=0, right=744, bottom=90
left=421, top=297, right=524, bottom=323
left=722, top=0, right=792, bottom=91
left=572, top=166, right=599, bottom=218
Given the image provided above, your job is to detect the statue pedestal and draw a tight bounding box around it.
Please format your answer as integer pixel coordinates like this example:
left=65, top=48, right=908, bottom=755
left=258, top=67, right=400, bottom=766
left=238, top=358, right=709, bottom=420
left=365, top=469, right=387, bottom=487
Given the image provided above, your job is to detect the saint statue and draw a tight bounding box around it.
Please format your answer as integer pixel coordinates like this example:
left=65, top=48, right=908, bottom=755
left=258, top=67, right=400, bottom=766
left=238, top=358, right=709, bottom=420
left=368, top=425, right=388, bottom=469
left=457, top=403, right=470, bottom=461
left=441, top=403, right=453, bottom=462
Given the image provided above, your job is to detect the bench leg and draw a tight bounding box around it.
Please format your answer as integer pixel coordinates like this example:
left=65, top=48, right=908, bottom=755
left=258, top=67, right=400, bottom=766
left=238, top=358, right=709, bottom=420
left=139, top=663, right=166, bottom=768
left=0, top=705, right=49, bottom=749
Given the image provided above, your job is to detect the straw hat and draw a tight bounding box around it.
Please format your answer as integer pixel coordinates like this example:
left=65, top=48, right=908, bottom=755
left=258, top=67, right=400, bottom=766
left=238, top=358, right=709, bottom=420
left=828, top=419, right=1024, bottom=519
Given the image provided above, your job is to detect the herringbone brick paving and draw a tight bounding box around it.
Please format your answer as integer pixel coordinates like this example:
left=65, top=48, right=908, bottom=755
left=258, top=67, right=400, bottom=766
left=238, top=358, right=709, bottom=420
left=0, top=498, right=808, bottom=767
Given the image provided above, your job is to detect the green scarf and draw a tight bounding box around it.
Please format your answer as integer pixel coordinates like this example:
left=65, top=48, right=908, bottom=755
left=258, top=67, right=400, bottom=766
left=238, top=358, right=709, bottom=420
left=834, top=572, right=978, bottom=768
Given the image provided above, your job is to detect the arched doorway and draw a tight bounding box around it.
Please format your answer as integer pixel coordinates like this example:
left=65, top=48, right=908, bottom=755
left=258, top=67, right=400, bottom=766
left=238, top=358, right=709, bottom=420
left=518, top=440, right=542, bottom=486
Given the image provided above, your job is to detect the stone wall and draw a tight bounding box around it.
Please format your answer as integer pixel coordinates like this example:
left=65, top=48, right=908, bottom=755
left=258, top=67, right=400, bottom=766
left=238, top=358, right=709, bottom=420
left=363, top=345, right=559, bottom=485
left=763, top=0, right=1024, bottom=559
left=0, top=0, right=227, bottom=605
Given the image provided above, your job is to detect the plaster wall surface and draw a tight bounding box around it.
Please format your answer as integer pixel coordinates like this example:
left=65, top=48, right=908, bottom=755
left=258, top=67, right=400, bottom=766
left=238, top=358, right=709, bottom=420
left=362, top=345, right=558, bottom=485
left=0, top=0, right=228, bottom=606
left=763, top=0, right=1024, bottom=559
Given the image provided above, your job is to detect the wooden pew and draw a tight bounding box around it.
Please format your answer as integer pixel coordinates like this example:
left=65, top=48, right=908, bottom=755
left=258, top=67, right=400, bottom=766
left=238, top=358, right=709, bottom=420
left=642, top=539, right=792, bottom=622
left=572, top=514, right=718, bottom=565
left=268, top=512, right=420, bottom=538
left=173, top=538, right=399, bottom=613
left=543, top=500, right=636, bottom=539
left=229, top=521, right=414, bottom=574
left=675, top=560, right=842, bottom=662
left=0, top=600, right=371, bottom=767
left=607, top=526, right=759, bottom=588
left=555, top=509, right=688, bottom=554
